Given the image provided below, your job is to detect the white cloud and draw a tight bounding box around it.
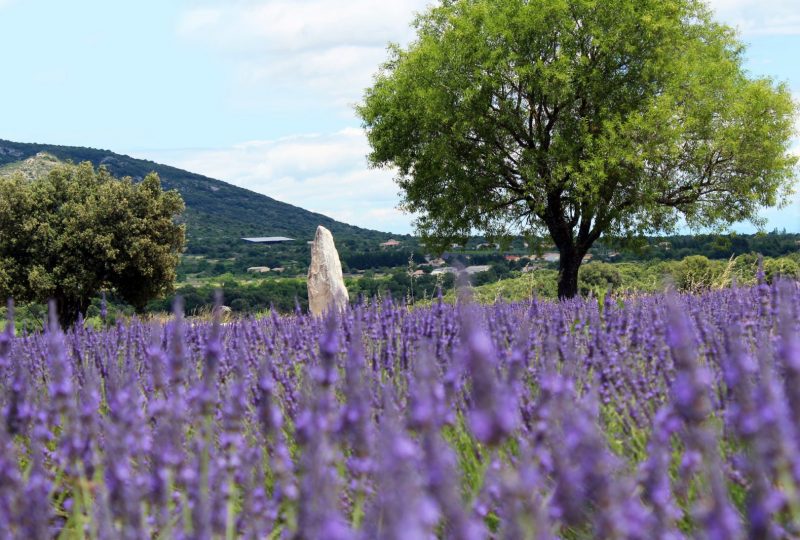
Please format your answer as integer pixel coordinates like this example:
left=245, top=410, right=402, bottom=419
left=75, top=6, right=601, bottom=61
left=132, top=128, right=416, bottom=234
left=177, top=0, right=430, bottom=107
left=177, top=0, right=428, bottom=52
left=706, top=0, right=800, bottom=35
left=233, top=45, right=392, bottom=107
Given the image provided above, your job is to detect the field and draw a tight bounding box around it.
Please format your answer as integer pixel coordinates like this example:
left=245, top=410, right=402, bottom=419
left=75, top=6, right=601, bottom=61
left=1, top=280, right=799, bottom=538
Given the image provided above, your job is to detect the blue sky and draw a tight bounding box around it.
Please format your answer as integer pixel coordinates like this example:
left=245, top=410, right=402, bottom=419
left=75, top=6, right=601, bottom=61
left=0, top=0, right=798, bottom=234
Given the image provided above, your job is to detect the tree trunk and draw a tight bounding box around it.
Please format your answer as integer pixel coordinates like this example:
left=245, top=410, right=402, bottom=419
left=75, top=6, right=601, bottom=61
left=557, top=247, right=582, bottom=299
left=543, top=200, right=597, bottom=299
left=55, top=294, right=90, bottom=329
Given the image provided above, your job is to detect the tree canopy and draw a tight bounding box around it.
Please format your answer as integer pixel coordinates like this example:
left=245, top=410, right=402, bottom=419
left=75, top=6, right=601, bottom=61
left=358, top=0, right=798, bottom=298
left=0, top=162, right=185, bottom=325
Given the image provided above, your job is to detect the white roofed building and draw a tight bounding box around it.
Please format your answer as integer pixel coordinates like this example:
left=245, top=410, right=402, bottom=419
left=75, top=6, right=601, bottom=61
left=242, top=237, right=294, bottom=244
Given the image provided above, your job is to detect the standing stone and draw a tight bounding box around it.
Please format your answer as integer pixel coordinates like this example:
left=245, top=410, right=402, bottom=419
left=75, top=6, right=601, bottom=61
left=307, top=225, right=349, bottom=316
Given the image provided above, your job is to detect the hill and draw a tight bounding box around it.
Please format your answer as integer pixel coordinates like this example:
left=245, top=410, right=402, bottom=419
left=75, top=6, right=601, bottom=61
left=0, top=139, right=406, bottom=260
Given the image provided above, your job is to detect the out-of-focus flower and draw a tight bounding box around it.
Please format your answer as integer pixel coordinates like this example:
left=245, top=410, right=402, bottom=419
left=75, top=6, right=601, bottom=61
left=361, top=390, right=437, bottom=540
left=460, top=309, right=518, bottom=446
left=665, top=297, right=743, bottom=539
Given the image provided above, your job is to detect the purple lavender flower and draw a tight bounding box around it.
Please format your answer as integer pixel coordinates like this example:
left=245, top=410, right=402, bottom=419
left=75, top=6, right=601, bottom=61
left=337, top=321, right=374, bottom=477
left=296, top=416, right=352, bottom=540
left=20, top=438, right=54, bottom=540
left=665, top=297, right=743, bottom=538
left=0, top=426, right=22, bottom=530
left=361, top=390, right=437, bottom=540
left=0, top=299, right=12, bottom=369
left=0, top=282, right=795, bottom=537
left=100, top=290, right=108, bottom=324
left=460, top=309, right=518, bottom=446
left=638, top=407, right=684, bottom=539
left=46, top=302, right=74, bottom=418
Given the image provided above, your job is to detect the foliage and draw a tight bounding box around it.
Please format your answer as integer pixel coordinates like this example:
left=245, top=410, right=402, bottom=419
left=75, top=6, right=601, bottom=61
left=764, top=257, right=800, bottom=283
left=578, top=262, right=622, bottom=296
left=150, top=271, right=458, bottom=316
left=602, top=231, right=800, bottom=261
left=0, top=162, right=185, bottom=325
left=358, top=0, right=798, bottom=298
left=343, top=249, right=426, bottom=271
left=441, top=254, right=800, bottom=304
left=1, top=283, right=800, bottom=537
left=149, top=278, right=309, bottom=315
left=672, top=255, right=720, bottom=292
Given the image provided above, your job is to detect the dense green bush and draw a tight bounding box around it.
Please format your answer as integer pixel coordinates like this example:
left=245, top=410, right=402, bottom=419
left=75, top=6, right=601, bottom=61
left=579, top=262, right=622, bottom=295
left=764, top=257, right=800, bottom=283
left=149, top=279, right=309, bottom=315
left=672, top=255, right=724, bottom=292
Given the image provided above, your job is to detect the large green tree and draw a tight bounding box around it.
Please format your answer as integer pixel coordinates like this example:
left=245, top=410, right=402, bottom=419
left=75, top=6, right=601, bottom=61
left=358, top=0, right=798, bottom=298
left=0, top=162, right=185, bottom=325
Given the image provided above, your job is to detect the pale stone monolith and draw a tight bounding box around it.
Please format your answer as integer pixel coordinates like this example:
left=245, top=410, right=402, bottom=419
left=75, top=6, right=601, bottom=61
left=307, top=225, right=349, bottom=316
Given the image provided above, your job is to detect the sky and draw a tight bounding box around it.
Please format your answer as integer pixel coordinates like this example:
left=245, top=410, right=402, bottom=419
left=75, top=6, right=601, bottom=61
left=0, top=0, right=798, bottom=235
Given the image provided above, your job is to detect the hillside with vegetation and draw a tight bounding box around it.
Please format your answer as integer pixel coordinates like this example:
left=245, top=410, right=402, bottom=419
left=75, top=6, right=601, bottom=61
left=0, top=140, right=408, bottom=261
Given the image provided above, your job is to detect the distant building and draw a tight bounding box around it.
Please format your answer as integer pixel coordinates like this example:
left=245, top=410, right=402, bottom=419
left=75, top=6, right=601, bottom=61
left=504, top=255, right=522, bottom=262
left=380, top=239, right=401, bottom=247
left=536, top=251, right=560, bottom=262
left=272, top=267, right=285, bottom=273
left=411, top=269, right=425, bottom=277
left=242, top=237, right=294, bottom=244
left=428, top=258, right=446, bottom=267
left=464, top=265, right=491, bottom=275
left=476, top=242, right=498, bottom=250
left=431, top=267, right=458, bottom=275
left=247, top=266, right=271, bottom=273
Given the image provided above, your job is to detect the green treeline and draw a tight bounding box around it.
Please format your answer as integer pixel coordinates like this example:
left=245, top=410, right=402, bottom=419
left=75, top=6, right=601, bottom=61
left=148, top=271, right=457, bottom=316
left=161, top=252, right=800, bottom=317
left=601, top=232, right=800, bottom=261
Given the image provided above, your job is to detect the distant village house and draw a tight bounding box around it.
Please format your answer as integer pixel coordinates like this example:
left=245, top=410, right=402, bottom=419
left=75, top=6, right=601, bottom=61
left=538, top=252, right=561, bottom=262
left=531, top=252, right=591, bottom=263
left=242, top=237, right=294, bottom=244
left=464, top=265, right=491, bottom=275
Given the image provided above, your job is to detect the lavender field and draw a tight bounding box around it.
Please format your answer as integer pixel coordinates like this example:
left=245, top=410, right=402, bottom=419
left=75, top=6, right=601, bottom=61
left=1, top=281, right=799, bottom=539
